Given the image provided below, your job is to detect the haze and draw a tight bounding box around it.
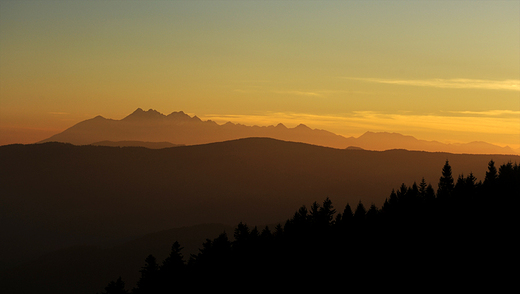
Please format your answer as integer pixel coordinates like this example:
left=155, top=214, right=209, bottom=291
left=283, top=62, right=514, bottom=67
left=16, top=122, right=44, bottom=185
left=1, top=1, right=519, bottom=149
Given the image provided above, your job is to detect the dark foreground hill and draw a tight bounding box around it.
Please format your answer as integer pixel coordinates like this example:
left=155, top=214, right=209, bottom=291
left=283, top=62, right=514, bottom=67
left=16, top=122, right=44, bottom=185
left=0, top=138, right=518, bottom=293
left=107, top=161, right=519, bottom=293
left=1, top=223, right=233, bottom=294
left=1, top=138, right=518, bottom=267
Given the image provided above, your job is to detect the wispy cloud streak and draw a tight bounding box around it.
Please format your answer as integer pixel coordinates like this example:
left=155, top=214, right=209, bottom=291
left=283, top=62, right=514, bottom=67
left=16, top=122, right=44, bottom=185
left=447, top=110, right=520, bottom=117
left=344, top=77, right=520, bottom=91
left=272, top=90, right=322, bottom=97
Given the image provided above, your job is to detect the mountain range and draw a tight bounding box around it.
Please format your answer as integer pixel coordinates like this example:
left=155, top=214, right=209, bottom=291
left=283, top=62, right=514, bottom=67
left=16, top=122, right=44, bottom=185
left=39, top=108, right=519, bottom=155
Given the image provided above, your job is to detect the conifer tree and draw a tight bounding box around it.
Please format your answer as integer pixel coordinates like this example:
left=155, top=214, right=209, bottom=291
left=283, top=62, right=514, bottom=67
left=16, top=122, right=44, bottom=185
left=260, top=226, right=272, bottom=241
left=425, top=184, right=435, bottom=201
left=366, top=204, right=379, bottom=221
left=133, top=255, right=159, bottom=294
left=309, top=201, right=321, bottom=223
left=318, top=197, right=336, bottom=226
left=160, top=241, right=185, bottom=276
left=397, top=183, right=408, bottom=200
left=437, top=160, right=454, bottom=199
left=419, top=178, right=427, bottom=197
left=100, top=277, right=128, bottom=294
left=484, top=160, right=498, bottom=186
left=354, top=201, right=366, bottom=220
left=336, top=203, right=353, bottom=229
left=158, top=242, right=185, bottom=292
left=342, top=203, right=354, bottom=220
left=250, top=226, right=259, bottom=240
left=234, top=222, right=250, bottom=245
left=410, top=182, right=419, bottom=198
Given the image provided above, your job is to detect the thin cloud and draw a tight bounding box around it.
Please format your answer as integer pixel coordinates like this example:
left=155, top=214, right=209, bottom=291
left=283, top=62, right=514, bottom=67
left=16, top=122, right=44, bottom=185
left=272, top=90, right=322, bottom=97
left=447, top=110, right=520, bottom=117
left=344, top=77, right=520, bottom=91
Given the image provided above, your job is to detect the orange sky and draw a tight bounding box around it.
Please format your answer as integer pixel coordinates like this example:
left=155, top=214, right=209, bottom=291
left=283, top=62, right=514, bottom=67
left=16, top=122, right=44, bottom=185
left=1, top=1, right=519, bottom=148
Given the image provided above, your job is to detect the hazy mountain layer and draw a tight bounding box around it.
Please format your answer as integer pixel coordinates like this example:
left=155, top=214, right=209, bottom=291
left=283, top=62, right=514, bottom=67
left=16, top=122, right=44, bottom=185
left=39, top=108, right=518, bottom=154
left=91, top=140, right=183, bottom=149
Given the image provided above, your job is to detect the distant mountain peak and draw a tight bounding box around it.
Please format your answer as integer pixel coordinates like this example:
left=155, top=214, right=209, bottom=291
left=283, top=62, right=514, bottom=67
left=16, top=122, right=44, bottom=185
left=123, top=108, right=165, bottom=121
left=295, top=123, right=311, bottom=130
left=166, top=111, right=192, bottom=121
left=276, top=123, right=287, bottom=128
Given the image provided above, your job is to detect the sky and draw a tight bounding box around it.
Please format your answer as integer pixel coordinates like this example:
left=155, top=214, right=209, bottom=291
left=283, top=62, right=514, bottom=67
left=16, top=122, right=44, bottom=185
left=1, top=0, right=519, bottom=148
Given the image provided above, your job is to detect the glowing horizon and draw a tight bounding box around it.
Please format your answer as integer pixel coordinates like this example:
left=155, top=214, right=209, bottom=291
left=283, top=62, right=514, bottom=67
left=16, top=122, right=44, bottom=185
left=1, top=1, right=519, bottom=149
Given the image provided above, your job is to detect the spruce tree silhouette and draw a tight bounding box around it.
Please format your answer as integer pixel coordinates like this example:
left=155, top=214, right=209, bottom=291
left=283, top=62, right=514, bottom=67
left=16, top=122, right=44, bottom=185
left=484, top=160, right=498, bottom=187
left=354, top=201, right=366, bottom=221
left=158, top=241, right=185, bottom=292
left=99, top=277, right=128, bottom=294
left=319, top=197, right=336, bottom=226
left=419, top=177, right=428, bottom=197
left=342, top=203, right=354, bottom=220
left=189, top=232, right=231, bottom=278
left=437, top=160, right=454, bottom=199
left=309, top=201, right=321, bottom=224
left=425, top=183, right=435, bottom=201
left=366, top=203, right=379, bottom=221
left=259, top=225, right=273, bottom=240
left=132, top=255, right=158, bottom=294
left=233, top=222, right=250, bottom=246
left=161, top=241, right=184, bottom=273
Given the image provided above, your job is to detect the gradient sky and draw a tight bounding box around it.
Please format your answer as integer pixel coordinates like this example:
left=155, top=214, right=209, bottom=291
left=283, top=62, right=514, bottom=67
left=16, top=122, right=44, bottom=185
left=1, top=0, right=519, bottom=148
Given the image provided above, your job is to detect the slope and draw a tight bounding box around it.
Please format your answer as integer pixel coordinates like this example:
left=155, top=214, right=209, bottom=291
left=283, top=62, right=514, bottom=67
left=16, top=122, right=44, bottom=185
left=1, top=138, right=518, bottom=269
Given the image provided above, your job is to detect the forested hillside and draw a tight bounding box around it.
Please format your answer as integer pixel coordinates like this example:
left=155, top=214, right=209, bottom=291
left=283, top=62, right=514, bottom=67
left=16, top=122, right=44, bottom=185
left=3, top=138, right=516, bottom=272
left=100, top=160, right=519, bottom=292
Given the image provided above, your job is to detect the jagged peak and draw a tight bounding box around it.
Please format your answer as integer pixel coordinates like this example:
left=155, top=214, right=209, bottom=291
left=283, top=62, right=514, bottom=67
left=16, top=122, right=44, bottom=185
left=166, top=111, right=191, bottom=120
left=276, top=123, right=287, bottom=128
left=123, top=108, right=165, bottom=120
left=295, top=123, right=311, bottom=130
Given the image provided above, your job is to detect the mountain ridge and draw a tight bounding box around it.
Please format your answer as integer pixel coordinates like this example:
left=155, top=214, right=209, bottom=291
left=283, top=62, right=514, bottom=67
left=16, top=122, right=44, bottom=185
left=38, top=108, right=519, bottom=155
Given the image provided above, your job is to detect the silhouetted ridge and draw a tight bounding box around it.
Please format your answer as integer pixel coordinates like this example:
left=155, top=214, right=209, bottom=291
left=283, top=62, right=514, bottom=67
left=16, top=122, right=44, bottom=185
left=123, top=108, right=166, bottom=121
left=358, top=131, right=418, bottom=141
left=166, top=111, right=192, bottom=121
left=294, top=123, right=311, bottom=130
left=37, top=109, right=519, bottom=154
left=91, top=141, right=182, bottom=149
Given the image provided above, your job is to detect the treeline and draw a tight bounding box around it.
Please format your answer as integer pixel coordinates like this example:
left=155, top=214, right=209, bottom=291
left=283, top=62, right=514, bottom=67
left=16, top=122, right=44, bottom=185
left=100, top=160, right=518, bottom=293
